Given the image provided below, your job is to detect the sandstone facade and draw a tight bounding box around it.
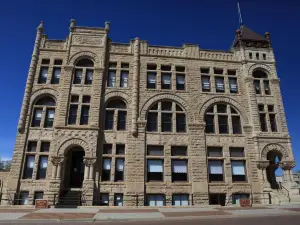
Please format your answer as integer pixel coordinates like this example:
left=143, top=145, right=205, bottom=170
left=0, top=20, right=297, bottom=206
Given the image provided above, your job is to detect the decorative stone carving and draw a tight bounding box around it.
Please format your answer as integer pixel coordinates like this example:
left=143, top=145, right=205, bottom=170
left=248, top=64, right=272, bottom=77
left=73, top=36, right=103, bottom=46
left=105, top=91, right=131, bottom=105
left=256, top=160, right=270, bottom=169
left=279, top=161, right=296, bottom=170
left=51, top=156, right=64, bottom=166
left=187, top=122, right=206, bottom=131
left=68, top=51, right=100, bottom=65
left=57, top=138, right=90, bottom=156
left=83, top=157, right=97, bottom=166
left=261, top=143, right=288, bottom=160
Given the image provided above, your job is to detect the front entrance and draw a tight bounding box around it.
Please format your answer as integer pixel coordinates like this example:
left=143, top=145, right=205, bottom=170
left=266, top=150, right=283, bottom=189
left=64, top=147, right=85, bottom=188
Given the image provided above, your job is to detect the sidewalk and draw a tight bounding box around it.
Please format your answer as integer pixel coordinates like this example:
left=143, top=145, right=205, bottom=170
left=0, top=204, right=300, bottom=222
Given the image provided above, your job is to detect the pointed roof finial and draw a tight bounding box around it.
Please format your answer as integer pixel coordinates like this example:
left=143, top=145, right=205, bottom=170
left=37, top=21, right=44, bottom=32
left=70, top=19, right=76, bottom=31
left=105, top=21, right=110, bottom=31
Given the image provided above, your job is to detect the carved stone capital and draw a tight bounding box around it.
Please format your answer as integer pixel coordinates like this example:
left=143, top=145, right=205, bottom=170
left=94, top=67, right=105, bottom=73
left=256, top=160, right=270, bottom=169
left=51, top=156, right=64, bottom=166
left=83, top=157, right=97, bottom=166
left=137, top=120, right=147, bottom=129
left=279, top=161, right=296, bottom=170
left=243, top=124, right=253, bottom=134
left=188, top=122, right=206, bottom=131
left=63, top=65, right=74, bottom=72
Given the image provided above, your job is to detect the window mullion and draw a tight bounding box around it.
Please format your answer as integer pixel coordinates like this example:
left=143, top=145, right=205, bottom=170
left=114, top=110, right=118, bottom=131
left=47, top=66, right=53, bottom=84
left=227, top=105, right=233, bottom=134
left=76, top=103, right=81, bottom=125
left=40, top=107, right=47, bottom=128
left=259, top=80, right=264, bottom=96
left=157, top=67, right=162, bottom=89
left=81, top=68, right=86, bottom=85
left=266, top=112, right=271, bottom=132
left=32, top=154, right=39, bottom=180
left=214, top=106, right=219, bottom=134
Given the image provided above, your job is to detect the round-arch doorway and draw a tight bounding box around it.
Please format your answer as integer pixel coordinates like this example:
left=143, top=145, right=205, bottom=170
left=266, top=150, right=283, bottom=189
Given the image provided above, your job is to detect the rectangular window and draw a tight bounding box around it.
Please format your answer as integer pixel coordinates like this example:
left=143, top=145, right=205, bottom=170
left=256, top=53, right=259, bottom=60
left=260, top=113, right=267, bottom=132
left=215, top=77, right=225, bottom=92
left=214, top=68, right=223, bottom=75
left=80, top=105, right=90, bottom=125
left=264, top=80, right=271, bottom=95
left=71, top=95, right=79, bottom=103
left=207, top=147, right=222, bottom=157
left=147, top=159, right=163, bottom=182
left=100, top=193, right=109, bottom=206
left=105, top=111, right=114, bottom=130
left=229, top=77, right=238, bottom=93
left=161, top=73, right=171, bottom=89
left=209, top=193, right=226, bottom=206
left=205, top=115, right=215, bottom=133
left=228, top=69, right=236, bottom=76
left=161, top=65, right=171, bottom=71
left=218, top=115, right=228, bottom=134
left=172, top=160, right=188, bottom=182
left=117, top=111, right=127, bottom=130
left=200, top=68, right=210, bottom=74
left=120, top=71, right=129, bottom=88
left=254, top=80, right=261, bottom=94
left=40, top=142, right=50, bottom=152
left=44, top=109, right=55, bottom=128
left=161, top=113, right=172, bottom=132
left=171, top=146, right=187, bottom=156
left=233, top=193, right=250, bottom=205
left=268, top=105, right=274, bottom=112
left=201, top=76, right=211, bottom=92
left=147, top=112, right=158, bottom=132
left=176, top=114, right=186, bottom=133
left=38, top=67, right=48, bottom=84
left=68, top=105, right=78, bottom=125
left=107, top=70, right=116, bottom=87
left=230, top=147, right=245, bottom=157
left=73, top=69, right=82, bottom=84
left=249, top=52, right=253, bottom=59
left=115, top=158, right=124, bottom=181
left=208, top=160, right=224, bottom=182
left=231, top=160, right=247, bottom=182
left=85, top=69, right=93, bottom=85
left=23, top=155, right=35, bottom=179
left=147, top=72, right=156, bottom=89
left=176, top=74, right=185, bottom=90
left=263, top=54, right=267, bottom=60
left=36, top=156, right=48, bottom=180
left=116, top=144, right=125, bottom=155
left=258, top=104, right=265, bottom=112
left=146, top=194, right=165, bottom=206
left=41, top=59, right=50, bottom=65
left=82, top=95, right=90, bottom=103
left=269, top=114, right=277, bottom=132
left=147, top=146, right=164, bottom=156
left=232, top=116, right=242, bottom=134
left=172, top=194, right=189, bottom=206
left=102, top=158, right=111, bottom=181
left=27, top=141, right=37, bottom=152
left=103, top=144, right=112, bottom=154
left=51, top=68, right=61, bottom=84
left=32, top=108, right=42, bottom=127
left=114, top=193, right=123, bottom=206
left=54, top=59, right=62, bottom=65
left=34, top=192, right=44, bottom=204
left=18, top=191, right=29, bottom=205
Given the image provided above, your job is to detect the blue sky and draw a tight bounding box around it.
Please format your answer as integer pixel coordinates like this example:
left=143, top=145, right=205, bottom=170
left=0, top=0, right=299, bottom=170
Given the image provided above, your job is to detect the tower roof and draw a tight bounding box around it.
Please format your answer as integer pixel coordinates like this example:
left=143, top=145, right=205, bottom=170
left=232, top=25, right=267, bottom=48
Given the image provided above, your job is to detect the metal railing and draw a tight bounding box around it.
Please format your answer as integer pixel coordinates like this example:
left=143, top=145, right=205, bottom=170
left=278, top=182, right=291, bottom=202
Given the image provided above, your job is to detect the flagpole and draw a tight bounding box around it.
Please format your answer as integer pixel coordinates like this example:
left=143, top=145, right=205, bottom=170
left=237, top=1, right=244, bottom=26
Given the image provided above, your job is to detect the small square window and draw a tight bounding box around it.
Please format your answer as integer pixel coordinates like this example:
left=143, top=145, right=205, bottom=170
left=200, top=68, right=210, bottom=74
left=268, top=105, right=274, bottom=112
left=82, top=95, right=91, bottom=103
left=41, top=59, right=50, bottom=65
left=27, top=141, right=37, bottom=152
left=214, top=68, right=223, bottom=75
left=71, top=95, right=79, bottom=103
left=54, top=59, right=63, bottom=65
left=109, top=62, right=117, bottom=68
left=230, top=147, right=245, bottom=157
left=147, top=64, right=157, bottom=70
left=147, top=145, right=164, bottom=156
left=207, top=147, right=223, bottom=157
left=227, top=70, right=236, bottom=76
left=175, top=66, right=185, bottom=72
left=40, top=142, right=50, bottom=152
left=161, top=65, right=171, bottom=71
left=121, top=63, right=129, bottom=69
left=116, top=144, right=125, bottom=155
left=103, top=144, right=112, bottom=154
left=258, top=104, right=265, bottom=112
left=171, top=146, right=187, bottom=156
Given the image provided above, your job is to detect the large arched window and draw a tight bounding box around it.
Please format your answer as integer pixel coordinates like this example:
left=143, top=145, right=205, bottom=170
left=31, top=96, right=56, bottom=128
left=147, top=101, right=186, bottom=133
left=253, top=70, right=271, bottom=95
left=73, top=58, right=94, bottom=85
left=105, top=99, right=127, bottom=130
left=205, top=104, right=242, bottom=134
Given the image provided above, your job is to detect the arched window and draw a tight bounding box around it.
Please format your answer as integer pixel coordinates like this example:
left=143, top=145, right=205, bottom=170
left=105, top=99, right=127, bottom=130
left=205, top=104, right=242, bottom=134
left=31, top=96, right=56, bottom=128
left=73, top=58, right=94, bottom=85
left=252, top=70, right=271, bottom=95
left=147, top=101, right=186, bottom=133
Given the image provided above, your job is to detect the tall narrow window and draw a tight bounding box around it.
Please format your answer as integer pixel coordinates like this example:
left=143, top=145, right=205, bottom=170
left=80, top=106, right=90, bottom=125
left=208, top=160, right=224, bottom=182
left=176, top=74, right=185, bottom=90
left=215, top=77, right=225, bottom=92
left=73, top=69, right=82, bottom=84
left=260, top=114, right=267, bottom=132
left=105, top=111, right=114, bottom=130
left=108, top=70, right=116, bottom=87
left=117, top=111, right=127, bottom=130
left=51, top=68, right=61, bottom=84
left=161, top=113, right=172, bottom=132
left=115, top=158, right=124, bottom=181
left=176, top=114, right=186, bottom=132
left=254, top=80, right=261, bottom=94
left=205, top=115, right=215, bottom=133
left=120, top=71, right=128, bottom=88
left=147, top=72, right=156, bottom=89
left=218, top=115, right=228, bottom=134
left=38, top=67, right=48, bottom=84
left=23, top=155, right=35, bottom=179
left=74, top=58, right=94, bottom=85
left=36, top=156, right=48, bottom=180
left=161, top=73, right=171, bottom=89
left=85, top=70, right=93, bottom=85
left=147, top=112, right=158, bottom=132
left=231, top=161, right=247, bottom=182
left=232, top=116, right=242, bottom=134
left=105, top=99, right=127, bottom=131
left=44, top=109, right=55, bottom=128
left=114, top=194, right=123, bottom=206
left=102, top=158, right=111, bottom=181
left=147, top=159, right=163, bottom=182
left=253, top=70, right=270, bottom=95
left=269, top=114, right=277, bottom=132
left=172, top=160, right=188, bottom=182
left=68, top=105, right=78, bottom=125
left=32, top=108, right=42, bottom=127
left=202, top=76, right=211, bottom=92
left=264, top=80, right=271, bottom=95
left=229, top=78, right=238, bottom=93
left=32, top=96, right=56, bottom=128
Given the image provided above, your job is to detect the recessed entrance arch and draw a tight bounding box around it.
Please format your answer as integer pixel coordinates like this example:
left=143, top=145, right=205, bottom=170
left=64, top=146, right=85, bottom=188
left=266, top=150, right=283, bottom=189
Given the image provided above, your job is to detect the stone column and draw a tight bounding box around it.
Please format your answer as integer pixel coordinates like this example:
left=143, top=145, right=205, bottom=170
left=82, top=157, right=97, bottom=206
left=188, top=122, right=208, bottom=205
left=48, top=156, right=64, bottom=206
left=279, top=161, right=296, bottom=183
left=257, top=160, right=270, bottom=184
left=51, top=156, right=64, bottom=179
left=18, top=21, right=44, bottom=133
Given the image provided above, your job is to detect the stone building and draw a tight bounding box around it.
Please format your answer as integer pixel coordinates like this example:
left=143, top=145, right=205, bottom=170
left=0, top=20, right=298, bottom=207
